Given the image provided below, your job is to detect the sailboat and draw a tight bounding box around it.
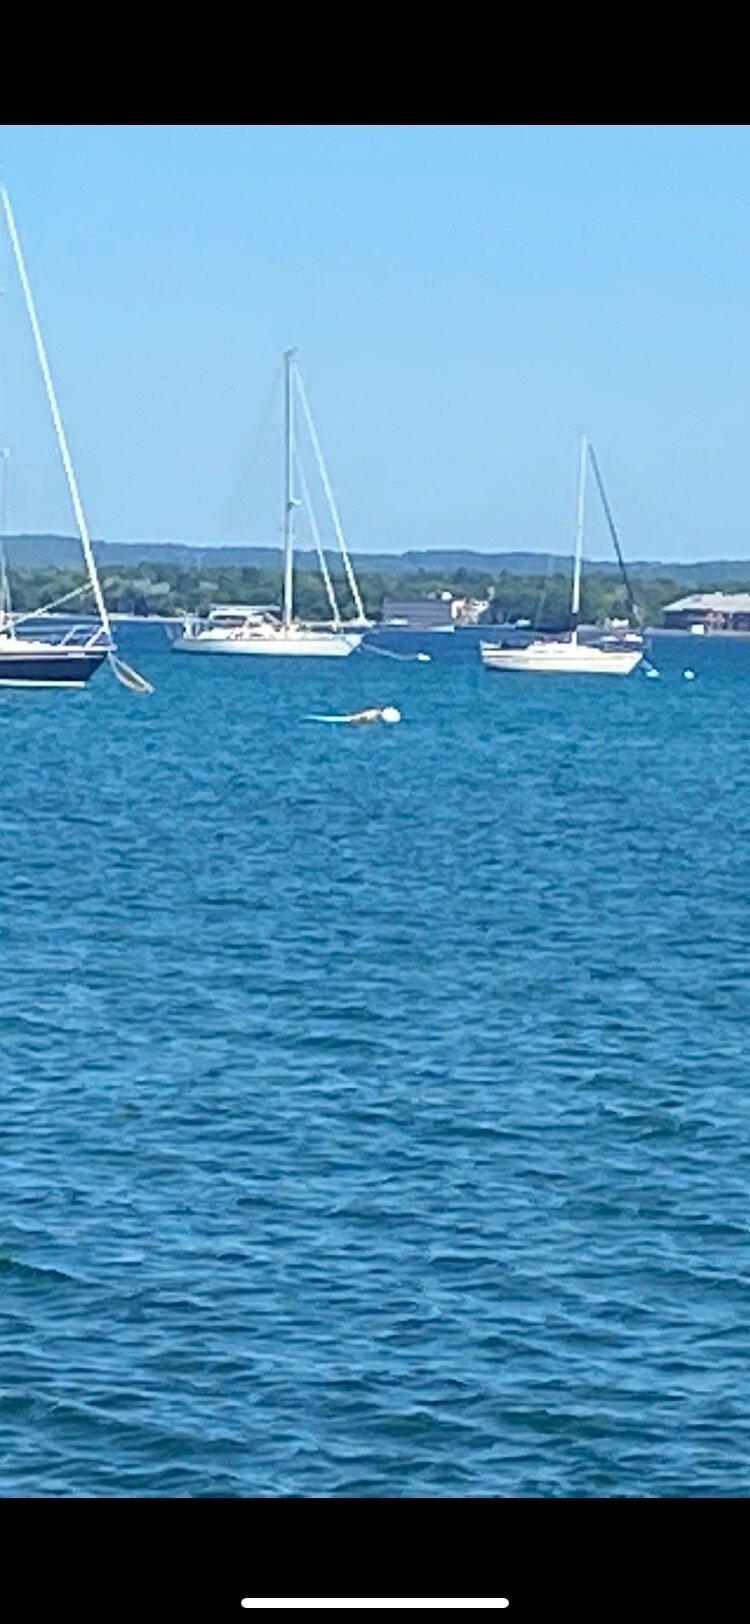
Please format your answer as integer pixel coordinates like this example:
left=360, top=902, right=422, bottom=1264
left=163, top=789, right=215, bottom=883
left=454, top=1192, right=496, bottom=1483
left=0, top=186, right=151, bottom=693
left=480, top=436, right=643, bottom=675
left=173, top=348, right=368, bottom=658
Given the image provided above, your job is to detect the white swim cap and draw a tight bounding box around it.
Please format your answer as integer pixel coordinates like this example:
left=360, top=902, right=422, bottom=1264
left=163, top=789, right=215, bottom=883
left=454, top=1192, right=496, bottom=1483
left=381, top=706, right=401, bottom=724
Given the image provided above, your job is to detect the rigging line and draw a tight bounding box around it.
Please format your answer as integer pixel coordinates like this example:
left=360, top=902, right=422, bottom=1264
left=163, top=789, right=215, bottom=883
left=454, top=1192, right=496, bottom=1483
left=0, top=457, right=94, bottom=624
left=21, top=577, right=95, bottom=617
left=587, top=441, right=640, bottom=624
left=25, top=570, right=148, bottom=620
left=1, top=188, right=110, bottom=638
left=0, top=186, right=152, bottom=694
left=291, top=360, right=367, bottom=623
left=295, top=455, right=342, bottom=627
left=358, top=641, right=427, bottom=662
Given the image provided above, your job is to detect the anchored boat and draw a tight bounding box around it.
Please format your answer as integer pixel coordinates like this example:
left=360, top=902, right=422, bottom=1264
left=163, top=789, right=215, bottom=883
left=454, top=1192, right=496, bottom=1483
left=175, top=604, right=361, bottom=658
left=482, top=638, right=642, bottom=675
left=0, top=186, right=151, bottom=693
left=174, top=349, right=369, bottom=658
left=481, top=437, right=643, bottom=676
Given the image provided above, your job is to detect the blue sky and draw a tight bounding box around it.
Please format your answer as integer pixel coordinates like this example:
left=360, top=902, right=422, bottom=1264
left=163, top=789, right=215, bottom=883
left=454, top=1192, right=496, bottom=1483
left=0, top=124, right=749, bottom=559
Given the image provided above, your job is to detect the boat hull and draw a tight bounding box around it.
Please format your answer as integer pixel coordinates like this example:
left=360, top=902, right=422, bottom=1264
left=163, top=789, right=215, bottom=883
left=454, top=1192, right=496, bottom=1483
left=480, top=640, right=643, bottom=675
left=0, top=647, right=108, bottom=687
left=172, top=631, right=363, bottom=658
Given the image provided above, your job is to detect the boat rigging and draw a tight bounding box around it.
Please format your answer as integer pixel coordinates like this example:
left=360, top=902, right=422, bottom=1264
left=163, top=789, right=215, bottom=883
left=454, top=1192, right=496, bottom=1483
left=480, top=436, right=644, bottom=676
left=173, top=348, right=369, bottom=658
left=0, top=185, right=152, bottom=692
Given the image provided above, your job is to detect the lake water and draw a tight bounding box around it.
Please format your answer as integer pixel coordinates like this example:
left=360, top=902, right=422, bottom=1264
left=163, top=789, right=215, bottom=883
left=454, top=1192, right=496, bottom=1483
left=1, top=629, right=749, bottom=1496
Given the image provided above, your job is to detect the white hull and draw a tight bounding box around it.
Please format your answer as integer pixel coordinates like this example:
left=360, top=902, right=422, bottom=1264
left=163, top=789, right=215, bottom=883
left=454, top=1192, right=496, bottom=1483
left=0, top=678, right=87, bottom=688
left=173, top=629, right=363, bottom=658
left=480, top=639, right=642, bottom=675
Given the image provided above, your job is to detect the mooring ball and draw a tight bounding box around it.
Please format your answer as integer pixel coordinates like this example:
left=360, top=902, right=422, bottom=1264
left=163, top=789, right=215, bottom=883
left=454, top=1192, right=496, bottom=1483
left=381, top=706, right=401, bottom=724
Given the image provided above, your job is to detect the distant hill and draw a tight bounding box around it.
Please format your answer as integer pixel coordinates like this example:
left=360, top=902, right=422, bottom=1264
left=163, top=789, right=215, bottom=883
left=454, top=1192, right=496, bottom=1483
left=5, top=533, right=750, bottom=585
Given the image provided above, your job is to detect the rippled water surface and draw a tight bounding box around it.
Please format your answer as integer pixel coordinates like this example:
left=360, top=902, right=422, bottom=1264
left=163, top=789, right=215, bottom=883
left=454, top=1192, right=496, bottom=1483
left=2, top=630, right=750, bottom=1496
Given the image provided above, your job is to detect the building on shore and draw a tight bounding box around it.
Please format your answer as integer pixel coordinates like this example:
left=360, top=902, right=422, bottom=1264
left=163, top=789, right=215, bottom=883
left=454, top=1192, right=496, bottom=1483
left=381, top=592, right=489, bottom=630
left=662, top=592, right=750, bottom=632
left=382, top=598, right=453, bottom=629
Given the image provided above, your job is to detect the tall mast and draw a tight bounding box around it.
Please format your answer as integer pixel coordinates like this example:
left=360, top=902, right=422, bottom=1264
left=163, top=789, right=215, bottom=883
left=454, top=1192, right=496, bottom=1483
left=0, top=186, right=112, bottom=643
left=0, top=185, right=152, bottom=692
left=570, top=433, right=587, bottom=644
left=282, top=347, right=296, bottom=628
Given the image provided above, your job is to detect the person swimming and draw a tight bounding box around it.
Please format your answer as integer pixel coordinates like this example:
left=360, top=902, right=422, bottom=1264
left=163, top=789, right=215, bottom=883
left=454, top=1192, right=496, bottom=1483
left=306, top=705, right=402, bottom=725
left=346, top=706, right=401, bottom=725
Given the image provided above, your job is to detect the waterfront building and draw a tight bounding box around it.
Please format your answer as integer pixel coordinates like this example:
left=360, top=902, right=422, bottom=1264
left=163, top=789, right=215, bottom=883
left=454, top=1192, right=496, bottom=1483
left=662, top=592, right=750, bottom=632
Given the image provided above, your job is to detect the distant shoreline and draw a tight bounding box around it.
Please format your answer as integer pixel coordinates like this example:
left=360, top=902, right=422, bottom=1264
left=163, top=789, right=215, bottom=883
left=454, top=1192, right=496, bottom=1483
left=6, top=533, right=750, bottom=587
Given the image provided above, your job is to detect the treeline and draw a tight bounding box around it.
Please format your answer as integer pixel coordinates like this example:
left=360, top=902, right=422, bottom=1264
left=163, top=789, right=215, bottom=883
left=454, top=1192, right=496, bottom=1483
left=3, top=558, right=743, bottom=625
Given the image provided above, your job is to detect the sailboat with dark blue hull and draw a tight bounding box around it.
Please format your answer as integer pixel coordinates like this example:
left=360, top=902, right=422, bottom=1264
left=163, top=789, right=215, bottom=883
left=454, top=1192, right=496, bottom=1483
left=0, top=186, right=151, bottom=694
left=0, top=636, right=108, bottom=689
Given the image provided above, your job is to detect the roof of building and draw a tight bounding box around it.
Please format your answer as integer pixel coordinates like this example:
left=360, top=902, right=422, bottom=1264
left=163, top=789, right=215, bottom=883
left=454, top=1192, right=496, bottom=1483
left=382, top=597, right=453, bottom=619
left=664, top=592, right=750, bottom=614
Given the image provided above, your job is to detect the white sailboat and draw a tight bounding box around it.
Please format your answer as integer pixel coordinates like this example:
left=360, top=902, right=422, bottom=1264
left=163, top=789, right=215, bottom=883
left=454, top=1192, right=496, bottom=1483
left=174, top=349, right=368, bottom=658
left=0, top=185, right=151, bottom=693
left=481, top=436, right=643, bottom=676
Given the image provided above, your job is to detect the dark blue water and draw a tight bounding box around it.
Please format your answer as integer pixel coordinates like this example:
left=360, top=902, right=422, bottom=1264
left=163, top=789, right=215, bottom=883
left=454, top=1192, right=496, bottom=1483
left=2, top=630, right=750, bottom=1497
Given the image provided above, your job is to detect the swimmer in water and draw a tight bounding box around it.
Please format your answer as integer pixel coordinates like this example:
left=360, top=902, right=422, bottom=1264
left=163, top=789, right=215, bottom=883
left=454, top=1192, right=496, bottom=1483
left=346, top=705, right=401, bottom=724
left=307, top=704, right=402, bottom=725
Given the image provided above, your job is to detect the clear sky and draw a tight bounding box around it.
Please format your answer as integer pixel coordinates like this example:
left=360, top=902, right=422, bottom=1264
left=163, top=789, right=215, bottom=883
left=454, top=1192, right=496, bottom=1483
left=0, top=124, right=749, bottom=559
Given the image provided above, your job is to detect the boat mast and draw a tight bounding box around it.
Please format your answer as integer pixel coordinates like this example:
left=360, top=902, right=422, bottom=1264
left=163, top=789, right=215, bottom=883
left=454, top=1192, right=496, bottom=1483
left=570, top=434, right=588, bottom=644
left=0, top=186, right=152, bottom=692
left=0, top=186, right=113, bottom=644
left=282, top=347, right=296, bottom=628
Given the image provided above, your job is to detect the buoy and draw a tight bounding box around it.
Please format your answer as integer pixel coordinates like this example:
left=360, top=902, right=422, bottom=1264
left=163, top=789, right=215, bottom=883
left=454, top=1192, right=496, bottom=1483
left=416, top=652, right=431, bottom=662
left=683, top=669, right=696, bottom=681
left=380, top=706, right=401, bottom=723
left=645, top=667, right=660, bottom=679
